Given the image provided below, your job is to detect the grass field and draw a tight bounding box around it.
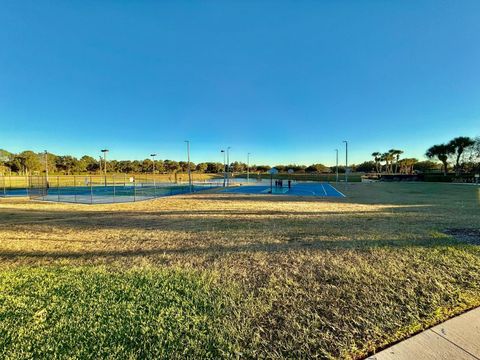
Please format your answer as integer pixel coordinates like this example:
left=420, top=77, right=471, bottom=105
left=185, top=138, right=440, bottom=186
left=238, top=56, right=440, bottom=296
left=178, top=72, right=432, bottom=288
left=1, top=183, right=480, bottom=359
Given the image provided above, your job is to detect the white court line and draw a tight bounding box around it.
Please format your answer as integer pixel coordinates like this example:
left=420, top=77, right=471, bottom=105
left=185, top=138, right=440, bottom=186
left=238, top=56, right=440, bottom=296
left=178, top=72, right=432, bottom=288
left=288, top=188, right=316, bottom=196
left=320, top=183, right=328, bottom=196
left=326, top=183, right=346, bottom=197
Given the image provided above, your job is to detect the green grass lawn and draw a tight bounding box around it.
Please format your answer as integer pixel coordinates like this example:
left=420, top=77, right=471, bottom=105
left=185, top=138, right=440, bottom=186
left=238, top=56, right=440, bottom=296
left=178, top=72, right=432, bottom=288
left=0, top=182, right=479, bottom=359
left=0, top=267, right=242, bottom=359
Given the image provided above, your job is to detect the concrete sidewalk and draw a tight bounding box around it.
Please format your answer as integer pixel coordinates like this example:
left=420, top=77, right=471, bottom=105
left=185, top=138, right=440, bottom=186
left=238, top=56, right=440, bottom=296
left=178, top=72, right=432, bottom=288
left=367, top=307, right=480, bottom=360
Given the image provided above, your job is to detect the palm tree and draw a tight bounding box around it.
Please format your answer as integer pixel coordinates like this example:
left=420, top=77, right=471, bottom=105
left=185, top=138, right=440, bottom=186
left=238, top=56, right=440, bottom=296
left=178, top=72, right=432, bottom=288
left=398, top=158, right=417, bottom=174
left=371, top=152, right=381, bottom=174
left=381, top=153, right=389, bottom=173
left=426, top=144, right=453, bottom=176
left=387, top=149, right=403, bottom=174
left=395, top=150, right=403, bottom=172
left=384, top=150, right=396, bottom=174
left=448, top=136, right=475, bottom=176
left=408, top=158, right=418, bottom=174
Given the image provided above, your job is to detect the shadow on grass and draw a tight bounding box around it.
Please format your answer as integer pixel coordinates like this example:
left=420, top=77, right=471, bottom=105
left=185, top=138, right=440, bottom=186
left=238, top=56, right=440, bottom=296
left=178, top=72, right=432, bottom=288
left=0, top=204, right=436, bottom=226
left=0, top=237, right=468, bottom=261
left=0, top=210, right=443, bottom=245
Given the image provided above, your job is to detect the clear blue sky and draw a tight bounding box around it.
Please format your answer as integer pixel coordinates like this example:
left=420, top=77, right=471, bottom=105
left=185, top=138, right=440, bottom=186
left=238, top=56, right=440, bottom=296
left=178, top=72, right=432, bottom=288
left=1, top=1, right=479, bottom=166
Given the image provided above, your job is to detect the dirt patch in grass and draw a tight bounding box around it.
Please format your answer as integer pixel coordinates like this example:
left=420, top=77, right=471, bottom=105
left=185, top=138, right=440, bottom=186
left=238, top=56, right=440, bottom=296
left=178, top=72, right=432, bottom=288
left=444, top=228, right=480, bottom=245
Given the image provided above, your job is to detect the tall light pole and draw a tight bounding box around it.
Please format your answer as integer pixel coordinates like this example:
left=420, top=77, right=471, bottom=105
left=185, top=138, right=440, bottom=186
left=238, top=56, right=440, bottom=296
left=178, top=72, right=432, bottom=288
left=44, top=150, right=49, bottom=186
left=343, top=141, right=348, bottom=183
left=221, top=150, right=226, bottom=187
left=247, top=153, right=251, bottom=183
left=335, top=149, right=339, bottom=183
left=185, top=141, right=192, bottom=192
left=150, top=154, right=157, bottom=174
left=101, top=149, right=109, bottom=186
left=226, top=147, right=231, bottom=186
left=151, top=153, right=157, bottom=186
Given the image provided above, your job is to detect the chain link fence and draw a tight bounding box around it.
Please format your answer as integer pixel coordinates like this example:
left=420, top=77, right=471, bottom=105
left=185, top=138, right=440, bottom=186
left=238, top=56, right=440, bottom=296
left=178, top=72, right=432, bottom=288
left=0, top=175, right=220, bottom=204
left=0, top=175, right=30, bottom=197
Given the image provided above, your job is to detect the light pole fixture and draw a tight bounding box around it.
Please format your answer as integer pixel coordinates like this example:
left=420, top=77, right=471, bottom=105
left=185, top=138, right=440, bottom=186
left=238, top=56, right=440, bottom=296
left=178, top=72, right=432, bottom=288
left=101, top=149, right=109, bottom=186
left=185, top=141, right=192, bottom=192
left=342, top=141, right=348, bottom=183
left=247, top=153, right=251, bottom=183
left=335, top=149, right=339, bottom=183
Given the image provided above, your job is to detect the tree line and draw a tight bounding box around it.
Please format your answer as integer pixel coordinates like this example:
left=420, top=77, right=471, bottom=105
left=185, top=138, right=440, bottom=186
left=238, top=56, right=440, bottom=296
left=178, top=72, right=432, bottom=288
left=425, top=136, right=479, bottom=175
left=0, top=149, right=340, bottom=176
left=368, top=136, right=479, bottom=176
left=1, top=135, right=479, bottom=176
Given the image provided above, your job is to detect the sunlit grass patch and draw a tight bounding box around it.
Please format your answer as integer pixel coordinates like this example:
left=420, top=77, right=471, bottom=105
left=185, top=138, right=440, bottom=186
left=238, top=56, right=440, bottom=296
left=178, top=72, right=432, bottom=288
left=239, top=245, right=480, bottom=359
left=0, top=266, right=241, bottom=359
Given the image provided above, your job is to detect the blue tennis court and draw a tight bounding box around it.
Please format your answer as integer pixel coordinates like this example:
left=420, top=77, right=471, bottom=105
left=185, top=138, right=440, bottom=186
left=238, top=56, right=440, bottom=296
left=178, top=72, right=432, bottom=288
left=0, top=188, right=28, bottom=197
left=222, top=182, right=345, bottom=197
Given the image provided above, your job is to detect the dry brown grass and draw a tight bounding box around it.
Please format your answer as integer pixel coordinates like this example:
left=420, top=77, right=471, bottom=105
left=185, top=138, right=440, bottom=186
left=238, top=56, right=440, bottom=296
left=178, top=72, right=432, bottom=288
left=1, top=182, right=480, bottom=358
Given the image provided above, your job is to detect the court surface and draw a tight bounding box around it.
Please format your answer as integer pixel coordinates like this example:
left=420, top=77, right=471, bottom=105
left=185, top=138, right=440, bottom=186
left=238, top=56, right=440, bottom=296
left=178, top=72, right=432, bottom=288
left=222, top=182, right=346, bottom=197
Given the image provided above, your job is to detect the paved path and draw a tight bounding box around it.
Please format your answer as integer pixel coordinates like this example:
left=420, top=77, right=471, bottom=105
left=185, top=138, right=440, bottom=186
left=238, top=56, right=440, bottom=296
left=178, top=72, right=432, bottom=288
left=367, top=307, right=480, bottom=360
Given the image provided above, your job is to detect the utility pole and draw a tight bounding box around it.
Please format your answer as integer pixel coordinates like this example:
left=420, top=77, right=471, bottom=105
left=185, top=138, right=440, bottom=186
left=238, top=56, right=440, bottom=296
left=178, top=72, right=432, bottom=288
left=44, top=150, right=49, bottom=187
left=185, top=141, right=192, bottom=192
left=247, top=152, right=251, bottom=183
left=335, top=149, right=339, bottom=183
left=221, top=150, right=226, bottom=187
left=151, top=153, right=157, bottom=186
left=101, top=149, right=109, bottom=186
left=343, top=141, right=348, bottom=183
left=226, top=147, right=231, bottom=186
left=151, top=154, right=157, bottom=174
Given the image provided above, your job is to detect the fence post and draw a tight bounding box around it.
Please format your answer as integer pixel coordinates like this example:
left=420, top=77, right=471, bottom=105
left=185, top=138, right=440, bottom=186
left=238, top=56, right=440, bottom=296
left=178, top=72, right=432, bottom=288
left=153, top=175, right=157, bottom=198
left=43, top=175, right=47, bottom=200
left=72, top=175, right=75, bottom=203
left=90, top=175, right=93, bottom=204
left=133, top=176, right=136, bottom=202
left=2, top=176, right=5, bottom=197
left=113, top=175, right=116, bottom=203
left=57, top=176, right=60, bottom=202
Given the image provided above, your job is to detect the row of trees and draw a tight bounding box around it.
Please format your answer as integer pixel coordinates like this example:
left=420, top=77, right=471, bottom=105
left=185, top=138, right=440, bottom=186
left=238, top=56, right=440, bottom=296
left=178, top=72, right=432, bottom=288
left=426, top=136, right=479, bottom=175
left=357, top=159, right=441, bottom=174
left=371, top=149, right=405, bottom=174
left=0, top=149, right=340, bottom=176
left=0, top=150, right=217, bottom=175
left=1, top=136, right=478, bottom=176
left=369, top=150, right=437, bottom=175
left=368, top=136, right=480, bottom=176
